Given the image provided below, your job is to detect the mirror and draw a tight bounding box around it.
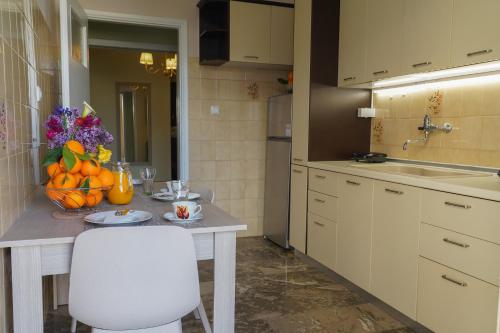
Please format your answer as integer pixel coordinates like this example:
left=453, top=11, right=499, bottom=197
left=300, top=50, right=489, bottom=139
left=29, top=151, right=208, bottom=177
left=116, top=82, right=152, bottom=163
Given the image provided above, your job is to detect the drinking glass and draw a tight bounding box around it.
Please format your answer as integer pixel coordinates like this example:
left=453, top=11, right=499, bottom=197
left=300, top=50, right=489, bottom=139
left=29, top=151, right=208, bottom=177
left=140, top=167, right=157, bottom=195
left=170, top=180, right=190, bottom=200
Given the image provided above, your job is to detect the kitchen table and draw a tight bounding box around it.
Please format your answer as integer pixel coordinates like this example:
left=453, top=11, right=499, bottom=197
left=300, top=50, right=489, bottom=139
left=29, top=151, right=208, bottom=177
left=0, top=190, right=247, bottom=333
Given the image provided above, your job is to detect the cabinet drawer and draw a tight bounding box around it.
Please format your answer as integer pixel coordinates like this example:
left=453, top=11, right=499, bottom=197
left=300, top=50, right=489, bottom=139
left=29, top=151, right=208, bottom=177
left=420, top=223, right=500, bottom=286
left=417, top=257, right=499, bottom=333
left=307, top=213, right=337, bottom=270
left=308, top=191, right=338, bottom=222
left=308, top=169, right=338, bottom=196
left=421, top=190, right=500, bottom=244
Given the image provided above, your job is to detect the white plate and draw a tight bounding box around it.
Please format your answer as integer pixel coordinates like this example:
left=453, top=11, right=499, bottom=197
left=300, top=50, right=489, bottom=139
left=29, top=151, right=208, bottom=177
left=153, top=192, right=201, bottom=201
left=84, top=210, right=153, bottom=225
left=163, top=212, right=204, bottom=223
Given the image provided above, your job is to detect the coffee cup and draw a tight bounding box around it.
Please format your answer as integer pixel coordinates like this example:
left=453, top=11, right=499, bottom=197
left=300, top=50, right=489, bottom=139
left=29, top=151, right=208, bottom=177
left=172, top=201, right=202, bottom=219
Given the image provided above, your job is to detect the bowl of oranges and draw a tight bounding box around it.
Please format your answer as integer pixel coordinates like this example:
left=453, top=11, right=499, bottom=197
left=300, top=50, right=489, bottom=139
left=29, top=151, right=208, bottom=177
left=44, top=140, right=115, bottom=212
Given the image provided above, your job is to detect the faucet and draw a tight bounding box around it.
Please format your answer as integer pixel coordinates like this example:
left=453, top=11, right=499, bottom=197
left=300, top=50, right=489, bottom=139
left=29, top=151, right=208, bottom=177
left=403, top=114, right=453, bottom=150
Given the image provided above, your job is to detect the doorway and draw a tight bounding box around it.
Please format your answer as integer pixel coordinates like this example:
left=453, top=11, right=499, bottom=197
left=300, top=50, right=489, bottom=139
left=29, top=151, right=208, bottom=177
left=84, top=10, right=189, bottom=180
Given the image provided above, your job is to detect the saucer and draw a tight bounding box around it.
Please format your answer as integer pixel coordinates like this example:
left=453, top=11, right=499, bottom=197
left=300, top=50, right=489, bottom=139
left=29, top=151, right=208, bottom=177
left=153, top=192, right=201, bottom=201
left=163, top=212, right=204, bottom=223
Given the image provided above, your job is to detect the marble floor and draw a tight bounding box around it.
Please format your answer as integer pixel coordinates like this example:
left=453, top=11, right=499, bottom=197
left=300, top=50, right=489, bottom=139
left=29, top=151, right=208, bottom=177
left=44, top=237, right=418, bottom=333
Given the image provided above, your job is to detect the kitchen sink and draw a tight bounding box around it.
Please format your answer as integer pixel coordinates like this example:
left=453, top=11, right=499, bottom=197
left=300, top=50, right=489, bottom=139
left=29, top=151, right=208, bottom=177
left=351, top=164, right=491, bottom=178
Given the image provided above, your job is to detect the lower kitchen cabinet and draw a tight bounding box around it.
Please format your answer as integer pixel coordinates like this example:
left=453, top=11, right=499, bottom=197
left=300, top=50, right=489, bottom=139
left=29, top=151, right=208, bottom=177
left=307, top=213, right=337, bottom=270
left=417, top=257, right=499, bottom=333
left=371, top=181, right=420, bottom=319
left=337, top=174, right=374, bottom=291
left=289, top=165, right=308, bottom=253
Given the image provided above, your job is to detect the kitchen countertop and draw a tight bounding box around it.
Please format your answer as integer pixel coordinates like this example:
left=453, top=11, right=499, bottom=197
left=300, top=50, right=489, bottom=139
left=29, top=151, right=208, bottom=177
left=307, top=160, right=500, bottom=202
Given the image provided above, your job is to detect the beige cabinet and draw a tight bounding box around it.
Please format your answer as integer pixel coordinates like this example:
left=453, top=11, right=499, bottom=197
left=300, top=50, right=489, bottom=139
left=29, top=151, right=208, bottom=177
left=291, top=0, right=311, bottom=166
left=401, top=0, right=452, bottom=74
left=308, top=168, right=338, bottom=197
left=365, top=0, right=404, bottom=81
left=371, top=181, right=420, bottom=319
left=270, top=6, right=294, bottom=65
left=289, top=165, right=308, bottom=253
left=451, top=0, right=500, bottom=67
left=230, top=1, right=271, bottom=63
left=417, top=257, right=499, bottom=333
left=338, top=0, right=367, bottom=86
left=337, top=174, right=373, bottom=290
left=307, top=213, right=337, bottom=270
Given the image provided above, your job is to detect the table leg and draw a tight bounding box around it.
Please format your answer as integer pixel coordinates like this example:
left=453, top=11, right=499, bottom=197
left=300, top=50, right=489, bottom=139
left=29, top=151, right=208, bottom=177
left=213, top=232, right=236, bottom=333
left=11, top=246, right=43, bottom=333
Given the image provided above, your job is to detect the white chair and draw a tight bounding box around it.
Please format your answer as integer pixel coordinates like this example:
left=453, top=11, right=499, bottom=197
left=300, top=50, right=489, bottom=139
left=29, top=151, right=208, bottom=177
left=69, top=226, right=201, bottom=332
left=190, top=185, right=215, bottom=203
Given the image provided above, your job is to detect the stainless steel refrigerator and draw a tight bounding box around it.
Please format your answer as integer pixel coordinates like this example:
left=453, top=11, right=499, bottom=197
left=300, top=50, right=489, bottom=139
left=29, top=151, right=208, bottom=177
left=263, top=94, right=292, bottom=249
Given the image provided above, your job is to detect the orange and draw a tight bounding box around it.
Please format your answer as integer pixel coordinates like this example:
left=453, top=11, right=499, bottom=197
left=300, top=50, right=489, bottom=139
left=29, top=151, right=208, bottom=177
left=47, top=162, right=62, bottom=179
left=63, top=190, right=85, bottom=209
left=73, top=172, right=84, bottom=186
left=81, top=159, right=101, bottom=176
left=59, top=156, right=81, bottom=174
left=65, top=140, right=84, bottom=155
left=85, top=190, right=103, bottom=207
left=97, top=167, right=114, bottom=188
left=53, top=173, right=78, bottom=189
left=82, top=175, right=102, bottom=196
left=46, top=180, right=61, bottom=201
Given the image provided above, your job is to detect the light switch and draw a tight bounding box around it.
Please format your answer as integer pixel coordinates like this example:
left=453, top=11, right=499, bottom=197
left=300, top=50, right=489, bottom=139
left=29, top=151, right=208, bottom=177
left=210, top=105, right=220, bottom=115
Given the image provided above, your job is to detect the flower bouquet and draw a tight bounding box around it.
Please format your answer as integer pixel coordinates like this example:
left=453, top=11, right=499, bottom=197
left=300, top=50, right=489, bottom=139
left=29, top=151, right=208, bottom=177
left=43, top=103, right=115, bottom=211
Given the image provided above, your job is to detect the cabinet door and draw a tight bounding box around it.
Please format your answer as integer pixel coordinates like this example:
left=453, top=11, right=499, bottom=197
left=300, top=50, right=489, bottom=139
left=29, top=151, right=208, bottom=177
left=365, top=0, right=404, bottom=81
left=371, top=181, right=420, bottom=319
left=337, top=174, right=373, bottom=290
left=291, top=0, right=311, bottom=165
left=451, top=0, right=500, bottom=67
left=289, top=165, right=308, bottom=253
left=270, top=6, right=294, bottom=65
left=401, top=0, right=452, bottom=74
left=338, top=0, right=367, bottom=86
left=308, top=213, right=337, bottom=270
left=230, top=1, right=271, bottom=63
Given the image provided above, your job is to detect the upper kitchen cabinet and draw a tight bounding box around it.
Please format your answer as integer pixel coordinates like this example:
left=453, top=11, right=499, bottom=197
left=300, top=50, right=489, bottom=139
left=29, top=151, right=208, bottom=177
left=199, top=0, right=294, bottom=66
left=291, top=0, right=312, bottom=166
left=451, top=0, right=500, bottom=67
left=401, top=0, right=453, bottom=74
left=230, top=1, right=271, bottom=64
left=270, top=6, right=294, bottom=65
left=365, top=0, right=404, bottom=81
left=338, top=0, right=367, bottom=86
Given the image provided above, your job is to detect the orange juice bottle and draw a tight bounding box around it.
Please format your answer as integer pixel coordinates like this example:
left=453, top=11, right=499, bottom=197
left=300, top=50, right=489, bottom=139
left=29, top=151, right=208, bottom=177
left=107, top=161, right=134, bottom=205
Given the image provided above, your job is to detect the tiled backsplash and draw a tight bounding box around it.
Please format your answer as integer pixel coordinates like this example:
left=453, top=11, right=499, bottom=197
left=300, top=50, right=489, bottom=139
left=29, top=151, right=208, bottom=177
left=0, top=0, right=61, bottom=331
left=371, top=83, right=500, bottom=168
left=188, top=57, right=288, bottom=237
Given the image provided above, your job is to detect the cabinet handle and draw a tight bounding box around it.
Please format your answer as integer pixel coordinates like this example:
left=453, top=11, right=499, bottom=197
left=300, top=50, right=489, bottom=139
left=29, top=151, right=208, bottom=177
left=292, top=169, right=303, bottom=174
left=315, top=175, right=326, bottom=179
left=385, top=188, right=404, bottom=195
left=343, top=76, right=356, bottom=81
left=346, top=180, right=360, bottom=186
left=314, top=198, right=326, bottom=203
left=313, top=221, right=325, bottom=227
left=443, top=238, right=470, bottom=248
left=467, top=49, right=493, bottom=57
left=412, top=61, right=432, bottom=68
left=293, top=158, right=304, bottom=162
left=441, top=274, right=468, bottom=287
left=444, top=201, right=472, bottom=209
left=373, top=70, right=389, bottom=75
left=244, top=55, right=260, bottom=59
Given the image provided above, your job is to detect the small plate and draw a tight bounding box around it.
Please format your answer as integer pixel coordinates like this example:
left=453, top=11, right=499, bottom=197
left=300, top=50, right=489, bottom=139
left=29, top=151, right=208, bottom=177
left=153, top=192, right=201, bottom=201
left=163, top=212, right=204, bottom=223
left=84, top=210, right=153, bottom=225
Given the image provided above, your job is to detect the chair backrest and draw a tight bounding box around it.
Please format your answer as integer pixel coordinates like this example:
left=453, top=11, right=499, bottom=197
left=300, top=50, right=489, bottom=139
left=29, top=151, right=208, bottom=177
left=190, top=185, right=215, bottom=203
left=69, top=226, right=200, bottom=331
